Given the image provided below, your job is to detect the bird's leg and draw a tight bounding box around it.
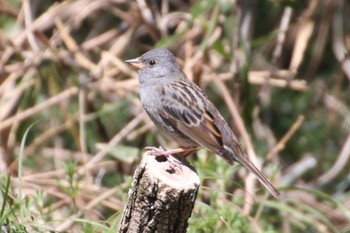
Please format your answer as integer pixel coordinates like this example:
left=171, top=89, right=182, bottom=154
left=180, top=147, right=199, bottom=157
left=144, top=146, right=198, bottom=157
left=144, top=146, right=182, bottom=169
left=144, top=146, right=199, bottom=171
left=144, top=146, right=171, bottom=157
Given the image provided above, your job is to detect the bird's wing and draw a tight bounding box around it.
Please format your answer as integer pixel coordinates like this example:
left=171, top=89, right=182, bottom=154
left=160, top=82, right=280, bottom=198
left=160, top=81, right=225, bottom=155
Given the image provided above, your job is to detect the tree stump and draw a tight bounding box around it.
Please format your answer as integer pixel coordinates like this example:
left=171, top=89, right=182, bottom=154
left=118, top=152, right=200, bottom=233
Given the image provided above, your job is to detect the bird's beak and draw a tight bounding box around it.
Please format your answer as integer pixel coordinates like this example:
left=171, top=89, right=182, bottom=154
left=125, top=57, right=144, bottom=69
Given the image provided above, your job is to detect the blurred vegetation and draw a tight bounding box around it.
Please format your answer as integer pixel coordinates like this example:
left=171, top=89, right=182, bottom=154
left=0, top=0, right=349, bottom=232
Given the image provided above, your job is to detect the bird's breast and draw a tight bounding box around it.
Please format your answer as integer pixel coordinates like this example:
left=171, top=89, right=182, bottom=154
left=140, top=85, right=160, bottom=109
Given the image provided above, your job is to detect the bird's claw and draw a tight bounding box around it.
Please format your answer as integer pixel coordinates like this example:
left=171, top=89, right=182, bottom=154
left=144, top=146, right=170, bottom=157
left=144, top=146, right=182, bottom=170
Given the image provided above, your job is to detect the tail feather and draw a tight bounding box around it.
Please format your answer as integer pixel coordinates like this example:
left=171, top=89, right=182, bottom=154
left=223, top=145, right=280, bottom=198
left=239, top=156, right=280, bottom=199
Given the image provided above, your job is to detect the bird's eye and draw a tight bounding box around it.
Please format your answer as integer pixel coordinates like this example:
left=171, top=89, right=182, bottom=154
left=149, top=60, right=156, bottom=65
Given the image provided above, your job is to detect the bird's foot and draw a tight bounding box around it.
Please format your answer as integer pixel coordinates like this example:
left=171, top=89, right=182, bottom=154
left=144, top=146, right=198, bottom=157
left=144, top=146, right=171, bottom=157
left=144, top=146, right=183, bottom=170
left=144, top=146, right=198, bottom=170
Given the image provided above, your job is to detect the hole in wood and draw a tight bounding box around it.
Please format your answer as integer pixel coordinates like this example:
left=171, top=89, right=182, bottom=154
left=155, top=155, right=168, bottom=162
left=166, top=167, right=176, bottom=174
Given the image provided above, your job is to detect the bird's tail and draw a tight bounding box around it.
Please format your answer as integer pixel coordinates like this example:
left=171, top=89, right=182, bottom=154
left=224, top=145, right=280, bottom=198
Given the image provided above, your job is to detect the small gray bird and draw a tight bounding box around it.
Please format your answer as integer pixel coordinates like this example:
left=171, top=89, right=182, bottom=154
left=126, top=48, right=280, bottom=198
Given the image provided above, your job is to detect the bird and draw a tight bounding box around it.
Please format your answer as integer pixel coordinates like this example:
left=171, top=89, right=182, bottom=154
left=125, top=48, right=280, bottom=198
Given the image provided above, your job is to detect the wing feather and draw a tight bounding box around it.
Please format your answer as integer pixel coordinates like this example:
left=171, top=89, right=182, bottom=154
left=160, top=81, right=224, bottom=154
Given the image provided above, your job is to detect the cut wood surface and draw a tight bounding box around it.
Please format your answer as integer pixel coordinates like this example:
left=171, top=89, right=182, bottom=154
left=118, top=152, right=200, bottom=233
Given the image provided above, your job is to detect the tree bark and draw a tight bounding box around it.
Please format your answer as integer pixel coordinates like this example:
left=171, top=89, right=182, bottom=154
left=118, top=152, right=200, bottom=233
